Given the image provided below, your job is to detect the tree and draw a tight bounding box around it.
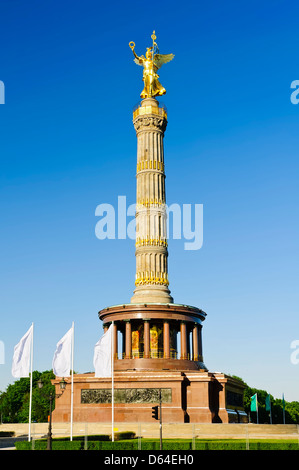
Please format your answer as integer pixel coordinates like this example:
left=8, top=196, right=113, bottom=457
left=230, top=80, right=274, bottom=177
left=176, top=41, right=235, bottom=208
left=0, top=370, right=55, bottom=423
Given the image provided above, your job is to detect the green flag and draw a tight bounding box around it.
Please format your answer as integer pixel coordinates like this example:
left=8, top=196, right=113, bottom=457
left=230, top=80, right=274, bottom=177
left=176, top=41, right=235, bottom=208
left=265, top=394, right=271, bottom=412
left=250, top=393, right=258, bottom=412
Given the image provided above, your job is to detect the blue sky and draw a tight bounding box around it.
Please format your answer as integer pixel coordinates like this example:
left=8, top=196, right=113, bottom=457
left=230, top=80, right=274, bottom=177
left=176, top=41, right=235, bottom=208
left=0, top=0, right=299, bottom=402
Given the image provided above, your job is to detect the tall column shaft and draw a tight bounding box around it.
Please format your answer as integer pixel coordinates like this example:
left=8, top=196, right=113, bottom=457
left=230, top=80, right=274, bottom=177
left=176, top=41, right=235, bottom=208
left=131, top=98, right=173, bottom=304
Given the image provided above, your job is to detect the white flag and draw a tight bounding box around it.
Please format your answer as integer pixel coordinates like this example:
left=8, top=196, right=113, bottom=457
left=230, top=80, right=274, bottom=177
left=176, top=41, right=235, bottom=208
left=52, top=327, right=73, bottom=377
left=12, top=324, right=33, bottom=378
left=93, top=325, right=112, bottom=377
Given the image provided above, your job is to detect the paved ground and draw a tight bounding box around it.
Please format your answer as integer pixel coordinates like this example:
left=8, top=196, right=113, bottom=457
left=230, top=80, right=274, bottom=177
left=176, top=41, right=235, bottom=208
left=0, top=436, right=28, bottom=450
left=1, top=423, right=298, bottom=444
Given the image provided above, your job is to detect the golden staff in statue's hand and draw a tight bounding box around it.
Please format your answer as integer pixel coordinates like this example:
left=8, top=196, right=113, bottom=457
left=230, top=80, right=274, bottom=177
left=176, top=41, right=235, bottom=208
left=129, top=32, right=174, bottom=99
left=129, top=41, right=135, bottom=51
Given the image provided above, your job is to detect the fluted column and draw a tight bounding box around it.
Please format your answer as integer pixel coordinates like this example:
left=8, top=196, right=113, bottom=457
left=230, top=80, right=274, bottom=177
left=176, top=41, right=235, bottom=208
left=131, top=98, right=173, bottom=304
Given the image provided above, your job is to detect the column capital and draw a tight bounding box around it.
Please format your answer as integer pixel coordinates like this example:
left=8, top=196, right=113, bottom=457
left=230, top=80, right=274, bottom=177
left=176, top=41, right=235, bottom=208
left=133, top=115, right=167, bottom=134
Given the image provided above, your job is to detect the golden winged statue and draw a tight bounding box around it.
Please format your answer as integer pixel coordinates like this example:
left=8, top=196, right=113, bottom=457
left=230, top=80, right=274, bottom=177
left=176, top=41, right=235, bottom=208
left=129, top=31, right=174, bottom=99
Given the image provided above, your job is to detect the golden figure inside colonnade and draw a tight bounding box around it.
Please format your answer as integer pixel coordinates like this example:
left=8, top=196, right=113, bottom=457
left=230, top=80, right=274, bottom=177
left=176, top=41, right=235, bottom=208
left=129, top=31, right=174, bottom=99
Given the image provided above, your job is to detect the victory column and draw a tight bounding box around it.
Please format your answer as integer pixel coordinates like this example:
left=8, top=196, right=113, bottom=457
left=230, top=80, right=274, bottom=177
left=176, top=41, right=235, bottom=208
left=52, top=32, right=247, bottom=424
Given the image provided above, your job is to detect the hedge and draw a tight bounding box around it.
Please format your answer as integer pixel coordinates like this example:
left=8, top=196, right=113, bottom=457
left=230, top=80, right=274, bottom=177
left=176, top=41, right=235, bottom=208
left=0, top=431, right=15, bottom=437
left=15, top=438, right=299, bottom=451
left=15, top=439, right=139, bottom=451
left=51, top=434, right=110, bottom=442
left=114, top=431, right=136, bottom=440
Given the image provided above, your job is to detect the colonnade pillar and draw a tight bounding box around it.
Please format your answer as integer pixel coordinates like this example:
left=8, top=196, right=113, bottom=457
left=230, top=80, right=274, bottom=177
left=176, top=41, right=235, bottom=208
left=192, top=324, right=199, bottom=361
left=144, top=320, right=150, bottom=358
left=180, top=322, right=187, bottom=360
left=113, top=322, right=118, bottom=360
left=163, top=321, right=170, bottom=359
left=125, top=321, right=132, bottom=359
left=108, top=319, right=202, bottom=362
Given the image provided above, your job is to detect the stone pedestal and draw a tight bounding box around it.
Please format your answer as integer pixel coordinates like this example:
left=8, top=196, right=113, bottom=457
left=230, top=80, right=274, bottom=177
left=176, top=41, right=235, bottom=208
left=52, top=371, right=247, bottom=424
left=52, top=302, right=247, bottom=424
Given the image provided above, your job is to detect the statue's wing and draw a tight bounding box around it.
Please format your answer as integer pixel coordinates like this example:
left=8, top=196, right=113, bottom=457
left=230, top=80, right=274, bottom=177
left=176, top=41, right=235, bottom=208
left=154, top=53, right=174, bottom=69
left=134, top=55, right=145, bottom=66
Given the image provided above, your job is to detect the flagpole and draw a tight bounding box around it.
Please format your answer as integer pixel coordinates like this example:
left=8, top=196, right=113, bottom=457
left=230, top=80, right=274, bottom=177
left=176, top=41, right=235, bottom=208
left=254, top=393, right=259, bottom=424
left=268, top=395, right=272, bottom=425
left=70, top=322, right=74, bottom=441
left=269, top=395, right=272, bottom=424
left=112, top=321, right=114, bottom=442
left=28, top=322, right=34, bottom=442
left=270, top=402, right=272, bottom=424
